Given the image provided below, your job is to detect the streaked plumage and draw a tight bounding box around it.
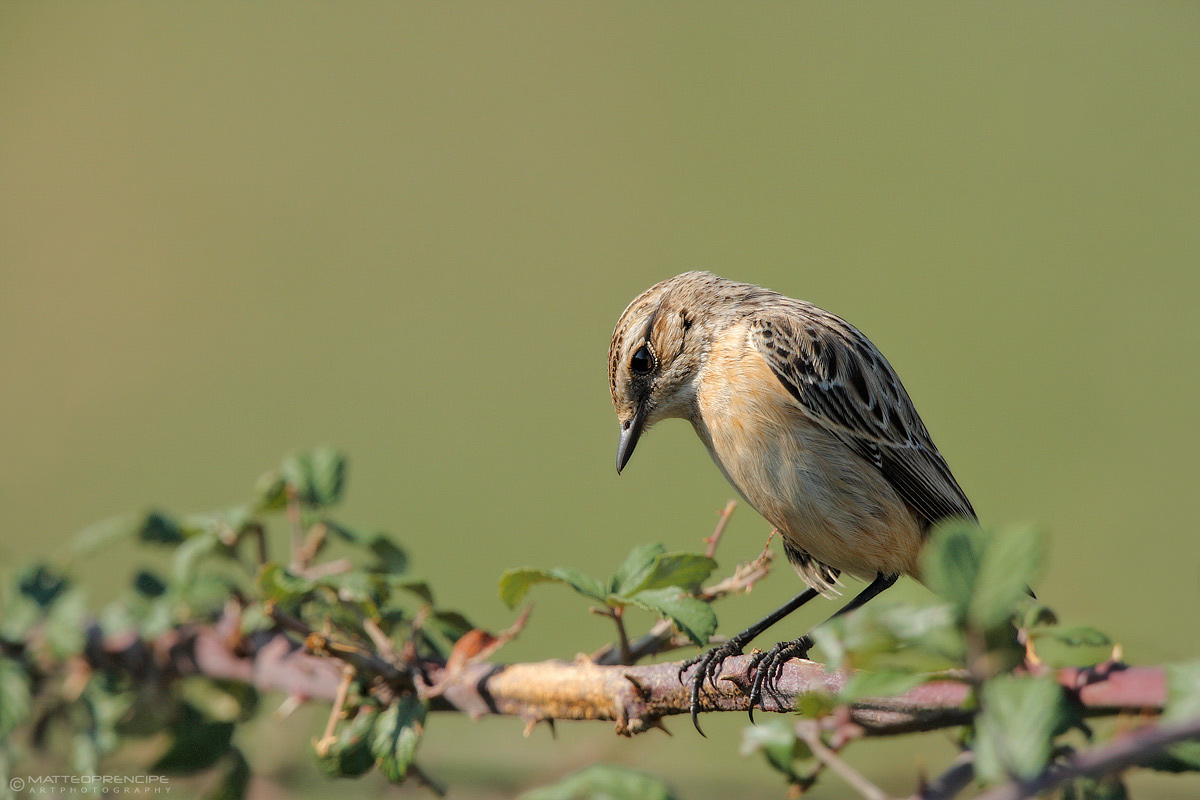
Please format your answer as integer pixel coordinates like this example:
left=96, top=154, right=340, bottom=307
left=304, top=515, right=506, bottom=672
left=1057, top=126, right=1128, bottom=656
left=609, top=271, right=973, bottom=590
left=608, top=271, right=977, bottom=729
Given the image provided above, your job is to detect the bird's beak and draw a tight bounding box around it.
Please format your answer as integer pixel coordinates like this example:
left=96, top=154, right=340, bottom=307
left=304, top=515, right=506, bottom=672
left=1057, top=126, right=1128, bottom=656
left=616, top=405, right=649, bottom=474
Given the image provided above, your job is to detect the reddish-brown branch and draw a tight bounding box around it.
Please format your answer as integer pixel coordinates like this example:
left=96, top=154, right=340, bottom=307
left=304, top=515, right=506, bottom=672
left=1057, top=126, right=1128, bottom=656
left=87, top=622, right=1167, bottom=739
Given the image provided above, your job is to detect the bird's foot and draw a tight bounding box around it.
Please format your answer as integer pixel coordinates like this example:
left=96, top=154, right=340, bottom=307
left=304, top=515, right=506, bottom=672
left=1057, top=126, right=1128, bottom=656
left=747, top=636, right=814, bottom=721
left=677, top=639, right=747, bottom=736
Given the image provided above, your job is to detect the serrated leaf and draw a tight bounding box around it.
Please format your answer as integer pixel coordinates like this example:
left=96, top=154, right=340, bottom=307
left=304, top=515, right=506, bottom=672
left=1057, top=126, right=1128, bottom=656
left=1020, top=601, right=1059, bottom=629
left=520, top=764, right=680, bottom=800
left=428, top=610, right=474, bottom=643
left=179, top=679, right=259, bottom=723
left=1144, top=661, right=1200, bottom=772
left=153, top=705, right=235, bottom=773
left=257, top=563, right=315, bottom=603
left=498, top=567, right=608, bottom=608
left=389, top=578, right=434, bottom=604
left=921, top=521, right=984, bottom=618
left=623, top=587, right=717, bottom=646
left=317, top=707, right=378, bottom=778
left=133, top=570, right=168, bottom=598
left=974, top=675, right=1070, bottom=783
left=740, top=720, right=812, bottom=781
left=173, top=530, right=222, bottom=585
left=253, top=469, right=288, bottom=512
left=371, top=695, right=425, bottom=783
left=0, top=658, right=32, bottom=739
left=620, top=552, right=717, bottom=596
left=18, top=563, right=70, bottom=608
left=72, top=514, right=139, bottom=555
left=44, top=589, right=88, bottom=658
left=969, top=525, right=1046, bottom=631
left=609, top=543, right=666, bottom=595
left=368, top=535, right=408, bottom=574
left=205, top=749, right=251, bottom=800
left=1062, top=775, right=1130, bottom=800
left=140, top=511, right=185, bottom=545
left=281, top=447, right=347, bottom=507
left=810, top=600, right=962, bottom=673
left=1033, top=625, right=1111, bottom=648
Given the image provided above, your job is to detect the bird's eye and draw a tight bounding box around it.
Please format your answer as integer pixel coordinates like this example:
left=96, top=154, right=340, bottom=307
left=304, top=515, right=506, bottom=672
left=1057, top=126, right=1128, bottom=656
left=630, top=344, right=655, bottom=375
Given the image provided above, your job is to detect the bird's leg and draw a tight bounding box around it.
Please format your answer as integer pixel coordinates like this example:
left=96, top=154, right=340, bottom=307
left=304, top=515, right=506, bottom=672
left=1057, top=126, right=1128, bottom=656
left=678, top=587, right=820, bottom=735
left=748, top=572, right=899, bottom=717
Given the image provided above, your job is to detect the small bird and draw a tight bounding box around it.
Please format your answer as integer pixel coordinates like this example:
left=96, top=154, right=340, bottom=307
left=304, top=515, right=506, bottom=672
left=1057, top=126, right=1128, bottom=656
left=609, top=271, right=978, bottom=732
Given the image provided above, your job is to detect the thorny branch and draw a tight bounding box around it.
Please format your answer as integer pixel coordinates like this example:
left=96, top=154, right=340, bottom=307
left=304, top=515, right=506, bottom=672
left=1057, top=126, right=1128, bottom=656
left=74, top=617, right=1194, bottom=799
left=85, top=615, right=1168, bottom=737
left=53, top=501, right=1198, bottom=798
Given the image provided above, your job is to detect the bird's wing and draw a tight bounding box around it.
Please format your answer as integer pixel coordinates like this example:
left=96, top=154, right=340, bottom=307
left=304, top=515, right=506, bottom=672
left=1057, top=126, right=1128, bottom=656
left=749, top=309, right=976, bottom=528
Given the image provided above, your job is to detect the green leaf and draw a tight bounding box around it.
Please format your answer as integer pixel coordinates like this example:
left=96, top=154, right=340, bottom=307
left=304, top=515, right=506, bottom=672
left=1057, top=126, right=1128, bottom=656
left=609, top=543, right=666, bottom=595
left=974, top=674, right=1070, bottom=783
left=520, top=764, right=680, bottom=800
left=317, top=707, right=378, bottom=778
left=367, top=535, right=408, bottom=574
left=618, top=552, right=717, bottom=596
left=810, top=600, right=962, bottom=673
left=838, top=669, right=926, bottom=702
left=1145, top=660, right=1200, bottom=772
left=0, top=659, right=32, bottom=739
left=740, top=720, right=812, bottom=782
left=371, top=695, right=426, bottom=783
left=498, top=567, right=608, bottom=608
left=173, top=530, right=222, bottom=585
left=1062, top=775, right=1130, bottom=800
left=1033, top=625, right=1111, bottom=648
left=44, top=589, right=88, bottom=658
left=179, top=679, right=259, bottom=723
left=257, top=563, right=315, bottom=603
left=205, top=749, right=251, bottom=800
left=153, top=705, right=235, bottom=773
left=139, top=511, right=185, bottom=545
left=252, top=469, right=288, bottom=512
left=281, top=447, right=347, bottom=507
left=72, top=514, right=139, bottom=555
left=428, top=610, right=474, bottom=643
left=969, top=525, right=1046, bottom=631
left=389, top=578, right=434, bottom=604
left=133, top=570, right=169, bottom=598
left=623, top=587, right=717, bottom=646
left=921, top=521, right=984, bottom=618
left=1019, top=601, right=1058, bottom=629
left=17, top=563, right=71, bottom=608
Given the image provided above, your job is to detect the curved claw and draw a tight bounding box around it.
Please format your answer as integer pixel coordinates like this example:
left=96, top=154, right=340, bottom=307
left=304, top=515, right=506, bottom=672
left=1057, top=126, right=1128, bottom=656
left=678, top=640, right=746, bottom=736
left=747, top=636, right=813, bottom=722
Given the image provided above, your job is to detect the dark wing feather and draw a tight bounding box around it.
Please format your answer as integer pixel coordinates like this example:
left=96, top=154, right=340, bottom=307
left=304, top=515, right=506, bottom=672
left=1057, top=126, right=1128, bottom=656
left=749, top=310, right=976, bottom=528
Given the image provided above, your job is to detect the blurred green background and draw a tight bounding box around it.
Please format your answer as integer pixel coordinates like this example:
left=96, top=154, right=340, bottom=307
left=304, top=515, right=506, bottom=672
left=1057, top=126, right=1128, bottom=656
left=2, top=3, right=1198, bottom=798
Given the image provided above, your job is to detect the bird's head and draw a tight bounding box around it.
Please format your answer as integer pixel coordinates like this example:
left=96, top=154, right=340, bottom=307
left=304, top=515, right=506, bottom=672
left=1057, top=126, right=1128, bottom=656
left=608, top=271, right=740, bottom=473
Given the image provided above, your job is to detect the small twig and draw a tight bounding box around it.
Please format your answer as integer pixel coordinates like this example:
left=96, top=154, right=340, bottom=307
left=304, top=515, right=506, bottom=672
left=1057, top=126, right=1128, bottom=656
left=286, top=487, right=305, bottom=571
left=266, top=603, right=414, bottom=690
left=975, top=714, right=1200, bottom=800
left=410, top=764, right=448, bottom=797
left=593, top=538, right=774, bottom=666
left=915, top=751, right=975, bottom=800
left=590, top=606, right=632, bottom=664
left=315, top=666, right=355, bottom=756
left=303, top=557, right=354, bottom=580
left=796, top=721, right=891, bottom=800
left=246, top=522, right=269, bottom=566
left=704, top=500, right=737, bottom=558
left=363, top=618, right=401, bottom=665
left=295, top=522, right=329, bottom=570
